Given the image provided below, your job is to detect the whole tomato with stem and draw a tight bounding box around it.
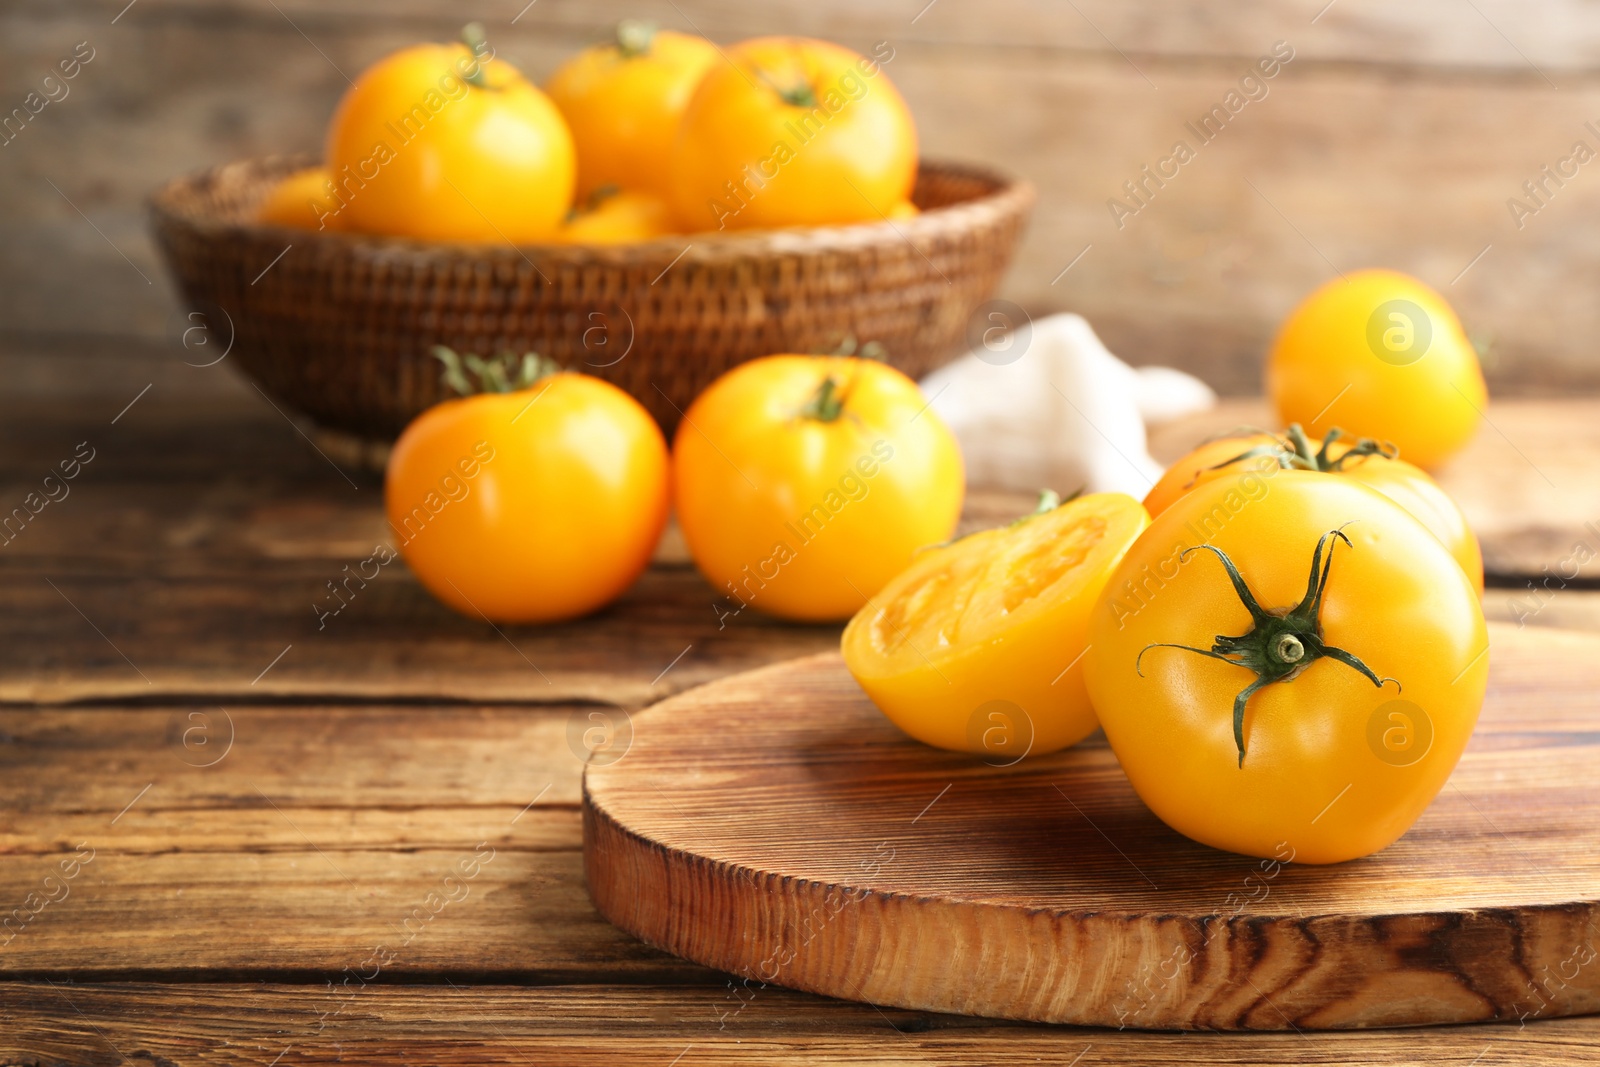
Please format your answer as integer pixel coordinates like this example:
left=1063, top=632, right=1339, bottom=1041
left=1267, top=269, right=1487, bottom=470
left=326, top=24, right=574, bottom=243
left=1085, top=474, right=1488, bottom=864
left=668, top=37, right=915, bottom=231
left=386, top=348, right=669, bottom=623
left=673, top=354, right=963, bottom=622
left=545, top=21, right=718, bottom=200
left=843, top=491, right=1149, bottom=758
left=1145, top=424, right=1483, bottom=592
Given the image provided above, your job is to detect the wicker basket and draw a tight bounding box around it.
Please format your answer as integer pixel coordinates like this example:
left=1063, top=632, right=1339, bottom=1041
left=150, top=155, right=1033, bottom=441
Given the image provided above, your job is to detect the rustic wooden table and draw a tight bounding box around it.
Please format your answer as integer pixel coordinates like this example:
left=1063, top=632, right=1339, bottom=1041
left=5, top=337, right=1600, bottom=1063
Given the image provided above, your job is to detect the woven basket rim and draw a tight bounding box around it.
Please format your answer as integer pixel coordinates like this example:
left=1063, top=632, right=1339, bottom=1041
left=149, top=154, right=1036, bottom=267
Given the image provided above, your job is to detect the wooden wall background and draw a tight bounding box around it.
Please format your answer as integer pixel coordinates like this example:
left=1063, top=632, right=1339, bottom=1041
left=3, top=0, right=1599, bottom=395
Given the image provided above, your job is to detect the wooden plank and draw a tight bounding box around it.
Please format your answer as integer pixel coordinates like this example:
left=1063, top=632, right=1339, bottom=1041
left=0, top=806, right=582, bottom=856
left=29, top=0, right=1600, bottom=69
left=1485, top=589, right=1600, bottom=633
left=0, top=704, right=588, bottom=857
left=0, top=565, right=836, bottom=705
left=0, top=848, right=707, bottom=980
left=0, top=695, right=710, bottom=981
left=6, top=982, right=1600, bottom=1065
left=0, top=700, right=706, bottom=979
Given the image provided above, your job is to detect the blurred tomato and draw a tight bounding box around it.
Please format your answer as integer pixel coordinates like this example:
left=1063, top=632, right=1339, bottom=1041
left=556, top=187, right=676, bottom=245
left=669, top=37, right=915, bottom=231
left=387, top=350, right=668, bottom=623
left=326, top=25, right=574, bottom=243
left=1267, top=269, right=1487, bottom=470
left=545, top=22, right=718, bottom=200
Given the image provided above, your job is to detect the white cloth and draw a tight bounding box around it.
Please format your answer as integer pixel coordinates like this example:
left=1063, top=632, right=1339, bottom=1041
left=920, top=313, right=1215, bottom=498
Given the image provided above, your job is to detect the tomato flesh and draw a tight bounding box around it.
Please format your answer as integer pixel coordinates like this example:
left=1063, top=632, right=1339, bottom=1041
left=844, top=493, right=1149, bottom=757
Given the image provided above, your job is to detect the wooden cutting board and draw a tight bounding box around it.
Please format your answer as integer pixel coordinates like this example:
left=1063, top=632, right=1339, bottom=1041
left=583, top=622, right=1600, bottom=1031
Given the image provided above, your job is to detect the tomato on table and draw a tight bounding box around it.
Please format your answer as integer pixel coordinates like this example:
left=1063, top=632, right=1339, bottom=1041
left=545, top=21, right=718, bottom=201
left=1086, top=472, right=1488, bottom=864
left=386, top=349, right=669, bottom=623
left=1144, top=425, right=1483, bottom=592
left=1267, top=269, right=1487, bottom=470
left=669, top=37, right=915, bottom=231
left=672, top=355, right=962, bottom=623
left=326, top=24, right=574, bottom=243
left=843, top=492, right=1150, bottom=758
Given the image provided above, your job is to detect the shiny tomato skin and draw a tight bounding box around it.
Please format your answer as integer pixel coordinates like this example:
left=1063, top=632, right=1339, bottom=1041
left=669, top=37, right=916, bottom=231
left=1145, top=432, right=1484, bottom=593
left=1142, top=433, right=1280, bottom=519
left=673, top=355, right=962, bottom=622
left=326, top=42, right=574, bottom=243
left=386, top=375, right=668, bottom=623
left=843, top=492, right=1150, bottom=756
left=1335, top=449, right=1483, bottom=593
left=1267, top=269, right=1487, bottom=470
left=1086, top=473, right=1488, bottom=864
left=545, top=27, right=718, bottom=200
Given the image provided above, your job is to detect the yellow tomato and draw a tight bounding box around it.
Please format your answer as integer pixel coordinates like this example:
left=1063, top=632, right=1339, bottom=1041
left=1145, top=426, right=1484, bottom=592
left=844, top=492, right=1149, bottom=757
left=386, top=351, right=668, bottom=623
left=887, top=200, right=919, bottom=220
left=545, top=22, right=718, bottom=200
left=1143, top=432, right=1280, bottom=519
left=1267, top=269, right=1487, bottom=470
left=257, top=167, right=343, bottom=231
left=326, top=26, right=574, bottom=243
left=1086, top=473, right=1488, bottom=864
left=556, top=187, right=676, bottom=245
left=673, top=355, right=962, bottom=622
left=669, top=37, right=916, bottom=231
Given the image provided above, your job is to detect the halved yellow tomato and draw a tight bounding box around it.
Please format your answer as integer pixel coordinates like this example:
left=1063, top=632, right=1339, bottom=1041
left=842, top=492, right=1150, bottom=758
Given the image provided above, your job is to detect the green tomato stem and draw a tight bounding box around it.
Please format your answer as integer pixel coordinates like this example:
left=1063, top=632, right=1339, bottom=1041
left=799, top=375, right=846, bottom=422
left=1205, top=423, right=1400, bottom=477
left=1135, top=526, right=1399, bottom=767
left=615, top=19, right=658, bottom=57
left=460, top=22, right=492, bottom=89
left=432, top=345, right=561, bottom=395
